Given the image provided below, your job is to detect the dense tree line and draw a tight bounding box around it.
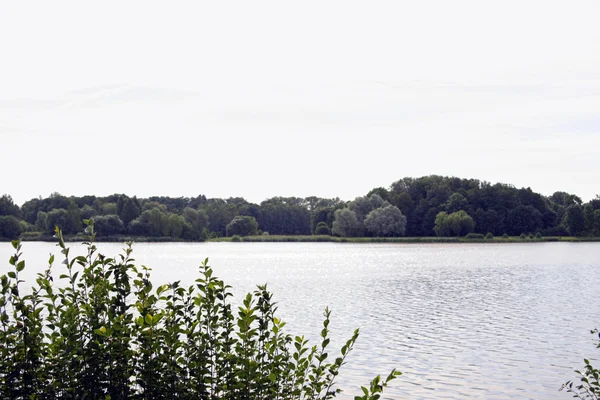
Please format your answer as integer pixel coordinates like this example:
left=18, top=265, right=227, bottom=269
left=1, top=175, right=599, bottom=240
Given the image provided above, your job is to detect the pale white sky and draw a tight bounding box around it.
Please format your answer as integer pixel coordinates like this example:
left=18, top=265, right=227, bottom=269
left=1, top=1, right=599, bottom=206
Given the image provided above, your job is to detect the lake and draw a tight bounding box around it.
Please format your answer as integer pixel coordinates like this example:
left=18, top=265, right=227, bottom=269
left=1, top=241, right=599, bottom=399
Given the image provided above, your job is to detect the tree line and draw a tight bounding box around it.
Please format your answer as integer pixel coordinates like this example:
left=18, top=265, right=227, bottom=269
left=1, top=175, right=599, bottom=240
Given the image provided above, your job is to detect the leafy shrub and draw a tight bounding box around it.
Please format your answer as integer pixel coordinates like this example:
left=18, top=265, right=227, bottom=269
left=535, top=232, right=543, bottom=239
left=226, top=216, right=259, bottom=237
left=520, top=233, right=527, bottom=240
left=465, top=233, right=485, bottom=239
left=314, top=222, right=331, bottom=236
left=502, top=233, right=509, bottom=239
left=485, top=232, right=494, bottom=240
left=231, top=234, right=242, bottom=242
left=561, top=329, right=600, bottom=399
left=0, top=215, right=22, bottom=240
left=0, top=225, right=400, bottom=398
left=528, top=233, right=534, bottom=239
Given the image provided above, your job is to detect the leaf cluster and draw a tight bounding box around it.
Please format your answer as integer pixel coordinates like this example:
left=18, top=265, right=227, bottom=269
left=0, top=222, right=399, bottom=399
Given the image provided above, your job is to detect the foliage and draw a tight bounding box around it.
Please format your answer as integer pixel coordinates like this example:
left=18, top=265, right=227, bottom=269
left=434, top=210, right=475, bottom=237
left=0, top=194, right=20, bottom=217
left=6, top=175, right=600, bottom=240
left=0, top=216, right=23, bottom=239
left=93, top=214, right=125, bottom=236
left=331, top=209, right=360, bottom=237
left=485, top=232, right=493, bottom=240
left=0, top=226, right=400, bottom=398
left=314, top=222, right=331, bottom=236
left=561, top=329, right=600, bottom=399
left=226, top=216, right=259, bottom=237
left=363, top=205, right=407, bottom=237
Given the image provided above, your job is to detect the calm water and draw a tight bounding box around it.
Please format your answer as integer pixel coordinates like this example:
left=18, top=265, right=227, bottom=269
left=1, top=241, right=599, bottom=399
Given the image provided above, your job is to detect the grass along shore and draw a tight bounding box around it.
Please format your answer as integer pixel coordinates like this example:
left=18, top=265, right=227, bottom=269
left=9, top=232, right=600, bottom=243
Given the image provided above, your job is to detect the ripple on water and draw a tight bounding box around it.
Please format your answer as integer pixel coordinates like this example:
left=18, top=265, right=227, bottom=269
left=1, top=241, right=599, bottom=399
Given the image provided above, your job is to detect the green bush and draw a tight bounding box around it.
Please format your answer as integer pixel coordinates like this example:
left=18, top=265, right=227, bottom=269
left=0, top=224, right=400, bottom=399
left=562, top=329, right=600, bottom=399
left=231, top=234, right=242, bottom=242
left=502, top=233, right=509, bottom=239
left=535, top=232, right=542, bottom=239
left=314, top=222, right=331, bottom=236
left=528, top=233, right=534, bottom=239
left=520, top=233, right=527, bottom=240
left=485, top=232, right=493, bottom=240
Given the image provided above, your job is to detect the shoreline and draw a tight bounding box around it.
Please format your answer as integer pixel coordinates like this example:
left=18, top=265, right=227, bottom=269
left=8, top=234, right=600, bottom=244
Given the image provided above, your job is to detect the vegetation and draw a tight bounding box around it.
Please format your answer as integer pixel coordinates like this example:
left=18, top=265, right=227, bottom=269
left=0, top=225, right=401, bottom=398
left=2, top=175, right=600, bottom=241
left=562, top=329, right=600, bottom=399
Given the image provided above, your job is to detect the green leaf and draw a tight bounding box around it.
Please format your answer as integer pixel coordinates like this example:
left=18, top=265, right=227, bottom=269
left=16, top=261, right=25, bottom=272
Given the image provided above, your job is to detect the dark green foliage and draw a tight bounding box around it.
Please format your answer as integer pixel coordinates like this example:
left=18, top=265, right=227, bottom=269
left=519, top=233, right=527, bottom=240
left=226, top=216, right=259, bottom=237
left=566, top=204, right=586, bottom=236
left=561, top=329, right=600, bottom=399
left=0, top=194, right=20, bottom=217
left=46, top=208, right=75, bottom=234
left=231, top=234, right=242, bottom=242
left=485, top=232, right=493, bottom=240
left=0, top=226, right=399, bottom=398
left=314, top=222, right=331, bottom=236
left=535, top=232, right=542, bottom=239
left=93, top=214, right=125, bottom=236
left=6, top=175, right=600, bottom=240
left=434, top=210, right=475, bottom=237
left=502, top=233, right=509, bottom=239
left=119, top=197, right=141, bottom=226
left=0, top=216, right=23, bottom=239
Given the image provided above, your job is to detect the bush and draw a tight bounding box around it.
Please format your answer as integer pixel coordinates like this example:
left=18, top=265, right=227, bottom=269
left=520, top=233, right=527, bottom=240
left=528, top=233, right=534, bottom=239
left=535, top=232, right=543, bottom=239
left=0, top=215, right=23, bottom=240
left=231, top=234, right=242, bottom=242
left=485, top=232, right=494, bottom=240
left=314, top=222, right=331, bottom=236
left=0, top=226, right=401, bottom=398
left=226, top=216, right=259, bottom=237
left=465, top=233, right=485, bottom=239
left=502, top=233, right=509, bottom=239
left=562, top=329, right=600, bottom=399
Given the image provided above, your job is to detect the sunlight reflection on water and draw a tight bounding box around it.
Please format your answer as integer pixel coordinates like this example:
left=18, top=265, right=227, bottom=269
left=1, top=241, right=599, bottom=399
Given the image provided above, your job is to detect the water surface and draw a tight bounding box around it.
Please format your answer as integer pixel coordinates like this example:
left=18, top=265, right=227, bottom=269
left=1, top=241, right=599, bottom=399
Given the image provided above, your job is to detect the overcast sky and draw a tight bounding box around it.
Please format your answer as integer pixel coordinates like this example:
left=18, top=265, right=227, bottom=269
left=1, top=1, right=599, bottom=206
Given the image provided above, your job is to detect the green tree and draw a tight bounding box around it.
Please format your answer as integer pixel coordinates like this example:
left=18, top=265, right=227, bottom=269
left=363, top=205, right=407, bottom=237
left=314, top=221, right=331, bottom=235
left=434, top=210, right=474, bottom=236
left=35, top=211, right=48, bottom=232
left=332, top=208, right=360, bottom=237
left=80, top=204, right=98, bottom=220
left=120, top=197, right=141, bottom=226
left=565, top=204, right=585, bottom=236
left=46, top=209, right=73, bottom=234
left=101, top=203, right=118, bottom=216
left=67, top=200, right=82, bottom=234
left=0, top=194, right=19, bottom=217
left=169, top=214, right=185, bottom=238
left=93, top=215, right=125, bottom=235
left=0, top=216, right=22, bottom=239
left=226, top=216, right=259, bottom=237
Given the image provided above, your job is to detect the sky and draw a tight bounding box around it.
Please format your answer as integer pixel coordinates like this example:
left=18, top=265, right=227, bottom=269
left=1, top=0, right=599, bottom=206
